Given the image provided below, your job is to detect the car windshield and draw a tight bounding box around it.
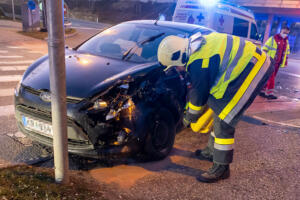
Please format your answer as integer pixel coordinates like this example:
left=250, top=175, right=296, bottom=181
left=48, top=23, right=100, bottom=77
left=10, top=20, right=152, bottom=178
left=77, top=23, right=190, bottom=63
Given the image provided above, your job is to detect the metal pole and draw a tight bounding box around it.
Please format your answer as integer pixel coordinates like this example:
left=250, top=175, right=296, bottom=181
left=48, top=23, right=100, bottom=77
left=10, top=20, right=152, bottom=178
left=11, top=0, right=15, bottom=21
left=264, top=14, right=274, bottom=43
left=46, top=0, right=69, bottom=184
left=30, top=9, right=33, bottom=31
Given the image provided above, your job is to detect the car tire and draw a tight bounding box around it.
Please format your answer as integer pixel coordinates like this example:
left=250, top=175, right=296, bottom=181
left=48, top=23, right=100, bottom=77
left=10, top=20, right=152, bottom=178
left=144, top=108, right=175, bottom=160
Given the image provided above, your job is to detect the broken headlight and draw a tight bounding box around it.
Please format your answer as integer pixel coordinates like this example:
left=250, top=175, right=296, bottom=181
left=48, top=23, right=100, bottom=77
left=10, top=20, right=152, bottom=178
left=105, top=98, right=135, bottom=121
left=93, top=99, right=108, bottom=110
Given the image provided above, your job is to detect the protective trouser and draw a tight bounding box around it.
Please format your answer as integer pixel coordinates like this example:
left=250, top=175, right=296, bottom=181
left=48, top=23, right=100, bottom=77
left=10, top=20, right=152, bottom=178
left=210, top=58, right=275, bottom=164
left=212, top=115, right=235, bottom=164
left=262, top=62, right=280, bottom=95
left=201, top=131, right=215, bottom=157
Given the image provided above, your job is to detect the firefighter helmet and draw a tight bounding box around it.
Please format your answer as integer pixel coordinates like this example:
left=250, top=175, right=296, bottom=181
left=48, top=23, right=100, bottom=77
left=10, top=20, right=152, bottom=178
left=157, top=35, right=190, bottom=69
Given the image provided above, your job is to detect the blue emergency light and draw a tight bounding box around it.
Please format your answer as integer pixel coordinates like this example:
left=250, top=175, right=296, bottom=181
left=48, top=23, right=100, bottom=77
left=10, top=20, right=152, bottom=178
left=200, top=0, right=219, bottom=7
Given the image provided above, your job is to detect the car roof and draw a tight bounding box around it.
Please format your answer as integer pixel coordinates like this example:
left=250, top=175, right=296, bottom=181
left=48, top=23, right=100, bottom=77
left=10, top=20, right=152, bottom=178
left=123, top=20, right=214, bottom=34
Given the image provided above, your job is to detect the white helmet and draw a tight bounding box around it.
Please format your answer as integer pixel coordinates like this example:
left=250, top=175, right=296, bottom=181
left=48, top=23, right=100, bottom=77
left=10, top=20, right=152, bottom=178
left=157, top=35, right=189, bottom=69
left=158, top=32, right=204, bottom=70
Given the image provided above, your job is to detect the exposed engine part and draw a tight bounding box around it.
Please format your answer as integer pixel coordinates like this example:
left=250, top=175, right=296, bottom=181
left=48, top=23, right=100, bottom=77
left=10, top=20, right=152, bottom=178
left=105, top=98, right=135, bottom=121
left=119, top=83, right=129, bottom=90
left=117, top=130, right=127, bottom=144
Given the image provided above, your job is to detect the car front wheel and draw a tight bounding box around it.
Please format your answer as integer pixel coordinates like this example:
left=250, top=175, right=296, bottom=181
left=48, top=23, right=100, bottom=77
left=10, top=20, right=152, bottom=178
left=144, top=108, right=175, bottom=160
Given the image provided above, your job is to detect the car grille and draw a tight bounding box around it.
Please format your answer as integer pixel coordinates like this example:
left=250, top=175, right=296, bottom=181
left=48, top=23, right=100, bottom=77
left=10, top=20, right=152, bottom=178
left=23, top=85, right=83, bottom=104
left=16, top=105, right=93, bottom=149
left=16, top=105, right=81, bottom=127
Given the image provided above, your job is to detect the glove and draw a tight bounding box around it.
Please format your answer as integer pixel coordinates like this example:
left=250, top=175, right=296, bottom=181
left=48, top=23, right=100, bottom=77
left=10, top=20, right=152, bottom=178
left=183, top=111, right=200, bottom=128
left=183, top=117, right=191, bottom=128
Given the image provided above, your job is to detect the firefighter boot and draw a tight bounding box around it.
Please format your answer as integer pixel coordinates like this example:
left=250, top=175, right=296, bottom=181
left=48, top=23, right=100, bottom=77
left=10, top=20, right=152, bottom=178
left=267, top=94, right=278, bottom=100
left=195, top=134, right=214, bottom=162
left=196, top=163, right=230, bottom=183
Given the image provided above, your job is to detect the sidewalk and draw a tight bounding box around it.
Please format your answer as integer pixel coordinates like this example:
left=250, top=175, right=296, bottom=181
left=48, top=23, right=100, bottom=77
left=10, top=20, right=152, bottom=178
left=0, top=19, right=104, bottom=51
left=0, top=20, right=48, bottom=54
left=289, top=53, right=300, bottom=60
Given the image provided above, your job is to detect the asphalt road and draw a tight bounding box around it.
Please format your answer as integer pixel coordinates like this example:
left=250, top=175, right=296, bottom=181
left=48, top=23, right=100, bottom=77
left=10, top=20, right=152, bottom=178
left=0, top=19, right=299, bottom=199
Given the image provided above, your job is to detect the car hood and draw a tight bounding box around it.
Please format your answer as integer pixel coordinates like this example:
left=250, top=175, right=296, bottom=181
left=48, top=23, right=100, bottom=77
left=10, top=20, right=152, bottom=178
left=22, top=50, right=159, bottom=98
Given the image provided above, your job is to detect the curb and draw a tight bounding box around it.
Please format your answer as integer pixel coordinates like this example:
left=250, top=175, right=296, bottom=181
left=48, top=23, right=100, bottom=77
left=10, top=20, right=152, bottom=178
left=44, top=30, right=78, bottom=41
left=65, top=30, right=78, bottom=39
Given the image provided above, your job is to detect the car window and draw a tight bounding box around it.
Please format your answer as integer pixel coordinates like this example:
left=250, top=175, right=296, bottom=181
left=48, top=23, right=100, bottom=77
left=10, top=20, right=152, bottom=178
left=232, top=18, right=249, bottom=38
left=250, top=23, right=260, bottom=40
left=77, top=23, right=189, bottom=63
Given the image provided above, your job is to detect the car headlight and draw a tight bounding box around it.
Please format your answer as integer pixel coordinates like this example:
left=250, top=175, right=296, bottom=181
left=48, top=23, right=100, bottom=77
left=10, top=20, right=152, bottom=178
left=93, top=99, right=108, bottom=110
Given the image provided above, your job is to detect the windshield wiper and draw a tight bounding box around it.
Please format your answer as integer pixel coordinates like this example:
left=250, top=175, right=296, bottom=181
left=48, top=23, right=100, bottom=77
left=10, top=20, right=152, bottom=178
left=122, top=32, right=165, bottom=61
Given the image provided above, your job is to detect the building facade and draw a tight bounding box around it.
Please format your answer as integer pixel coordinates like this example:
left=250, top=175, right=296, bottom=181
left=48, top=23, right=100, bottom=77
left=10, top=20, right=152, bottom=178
left=231, top=0, right=300, bottom=54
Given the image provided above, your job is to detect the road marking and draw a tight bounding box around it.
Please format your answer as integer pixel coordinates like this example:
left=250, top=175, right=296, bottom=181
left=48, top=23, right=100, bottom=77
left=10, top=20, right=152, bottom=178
left=0, top=60, right=34, bottom=64
left=0, top=105, right=14, bottom=117
left=0, top=65, right=28, bottom=71
left=0, top=50, right=8, bottom=53
left=0, top=55, right=23, bottom=58
left=7, top=46, right=23, bottom=49
left=27, top=51, right=43, bottom=54
left=281, top=72, right=300, bottom=79
left=0, top=75, right=22, bottom=82
left=0, top=89, right=14, bottom=97
left=253, top=115, right=300, bottom=129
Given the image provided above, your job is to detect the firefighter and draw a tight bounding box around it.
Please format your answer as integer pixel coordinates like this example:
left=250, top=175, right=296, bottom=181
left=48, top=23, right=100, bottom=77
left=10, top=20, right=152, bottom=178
left=157, top=32, right=274, bottom=183
left=260, top=26, right=290, bottom=99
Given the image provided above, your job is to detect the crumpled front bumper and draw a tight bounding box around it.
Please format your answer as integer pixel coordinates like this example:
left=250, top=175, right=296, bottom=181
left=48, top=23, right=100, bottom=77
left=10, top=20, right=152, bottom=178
left=14, top=86, right=136, bottom=159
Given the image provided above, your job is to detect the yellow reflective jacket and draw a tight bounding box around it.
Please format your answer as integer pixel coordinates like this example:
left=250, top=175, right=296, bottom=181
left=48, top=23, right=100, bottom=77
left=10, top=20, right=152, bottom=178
left=262, top=36, right=290, bottom=68
left=185, top=32, right=272, bottom=125
left=187, top=32, right=257, bottom=99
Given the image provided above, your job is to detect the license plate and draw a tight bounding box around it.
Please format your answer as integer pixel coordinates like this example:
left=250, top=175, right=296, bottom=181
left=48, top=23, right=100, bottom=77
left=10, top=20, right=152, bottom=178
left=22, top=115, right=53, bottom=137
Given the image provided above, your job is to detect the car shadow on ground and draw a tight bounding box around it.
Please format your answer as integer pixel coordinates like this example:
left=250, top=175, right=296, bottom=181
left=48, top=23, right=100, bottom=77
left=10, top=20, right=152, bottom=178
left=78, top=147, right=206, bottom=176
left=137, top=147, right=206, bottom=177
left=22, top=145, right=206, bottom=178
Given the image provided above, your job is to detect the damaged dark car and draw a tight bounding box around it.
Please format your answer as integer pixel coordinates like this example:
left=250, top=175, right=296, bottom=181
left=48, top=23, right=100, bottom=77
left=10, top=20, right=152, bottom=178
left=14, top=20, right=213, bottom=160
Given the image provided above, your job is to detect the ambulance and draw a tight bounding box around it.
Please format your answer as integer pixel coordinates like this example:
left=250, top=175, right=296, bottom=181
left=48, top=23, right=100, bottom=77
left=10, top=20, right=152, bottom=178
left=172, top=0, right=262, bottom=47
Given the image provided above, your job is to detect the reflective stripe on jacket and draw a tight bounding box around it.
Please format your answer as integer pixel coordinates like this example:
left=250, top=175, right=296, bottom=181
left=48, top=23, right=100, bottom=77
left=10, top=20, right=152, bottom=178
left=186, top=32, right=272, bottom=124
left=187, top=32, right=257, bottom=100
left=262, top=36, right=290, bottom=68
